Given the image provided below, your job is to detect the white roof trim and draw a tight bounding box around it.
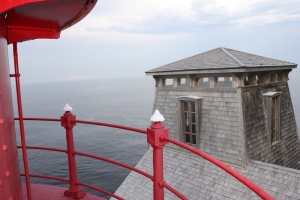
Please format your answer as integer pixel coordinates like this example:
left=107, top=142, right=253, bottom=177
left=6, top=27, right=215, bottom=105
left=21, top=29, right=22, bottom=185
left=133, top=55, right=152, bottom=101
left=263, top=92, right=282, bottom=97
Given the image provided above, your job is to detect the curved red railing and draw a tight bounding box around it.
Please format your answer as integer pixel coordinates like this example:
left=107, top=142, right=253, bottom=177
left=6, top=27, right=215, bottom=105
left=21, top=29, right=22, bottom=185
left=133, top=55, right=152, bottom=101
left=163, top=137, right=273, bottom=199
left=15, top=117, right=274, bottom=200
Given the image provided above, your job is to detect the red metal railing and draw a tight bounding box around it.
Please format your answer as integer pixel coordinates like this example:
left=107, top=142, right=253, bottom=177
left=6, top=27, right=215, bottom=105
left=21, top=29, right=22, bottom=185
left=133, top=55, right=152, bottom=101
left=15, top=111, right=275, bottom=200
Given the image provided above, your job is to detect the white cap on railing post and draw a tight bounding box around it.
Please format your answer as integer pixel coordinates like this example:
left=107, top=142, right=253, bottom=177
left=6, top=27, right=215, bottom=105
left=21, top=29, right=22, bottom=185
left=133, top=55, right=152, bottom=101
left=150, top=109, right=165, bottom=122
left=63, top=103, right=73, bottom=112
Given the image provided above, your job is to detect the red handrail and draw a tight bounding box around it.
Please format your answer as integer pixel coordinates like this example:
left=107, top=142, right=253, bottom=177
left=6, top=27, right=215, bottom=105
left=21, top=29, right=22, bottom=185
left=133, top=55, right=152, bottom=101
left=20, top=173, right=69, bottom=183
left=162, top=182, right=188, bottom=200
left=15, top=117, right=274, bottom=200
left=17, top=145, right=67, bottom=153
left=17, top=117, right=147, bottom=134
left=75, top=151, right=153, bottom=180
left=163, top=136, right=274, bottom=200
left=75, top=119, right=147, bottom=134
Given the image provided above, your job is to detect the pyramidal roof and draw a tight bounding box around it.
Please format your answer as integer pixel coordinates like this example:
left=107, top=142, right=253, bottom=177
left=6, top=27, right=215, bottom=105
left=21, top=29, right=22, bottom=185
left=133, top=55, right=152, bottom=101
left=146, top=47, right=297, bottom=75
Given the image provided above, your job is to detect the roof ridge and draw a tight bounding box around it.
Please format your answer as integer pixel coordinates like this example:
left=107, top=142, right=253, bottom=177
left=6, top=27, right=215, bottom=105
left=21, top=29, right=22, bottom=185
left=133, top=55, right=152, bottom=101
left=221, top=47, right=245, bottom=67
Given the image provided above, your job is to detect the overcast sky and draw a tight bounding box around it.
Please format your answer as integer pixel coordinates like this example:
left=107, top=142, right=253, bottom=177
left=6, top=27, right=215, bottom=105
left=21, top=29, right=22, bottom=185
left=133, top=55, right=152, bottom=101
left=8, top=0, right=300, bottom=83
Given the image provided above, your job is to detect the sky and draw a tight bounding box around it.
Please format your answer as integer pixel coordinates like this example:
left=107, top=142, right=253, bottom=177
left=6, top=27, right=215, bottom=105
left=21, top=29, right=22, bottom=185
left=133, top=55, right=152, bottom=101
left=8, top=0, right=300, bottom=83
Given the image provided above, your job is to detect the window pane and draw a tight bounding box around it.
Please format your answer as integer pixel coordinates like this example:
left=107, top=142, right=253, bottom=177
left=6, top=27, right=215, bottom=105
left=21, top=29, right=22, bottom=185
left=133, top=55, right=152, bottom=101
left=183, top=102, right=188, bottom=112
left=185, top=133, right=190, bottom=143
left=244, top=76, right=249, bottom=86
left=191, top=102, right=195, bottom=112
left=271, top=73, right=278, bottom=82
left=180, top=78, right=190, bottom=86
left=185, top=112, right=189, bottom=123
left=256, top=75, right=261, bottom=84
left=191, top=113, right=195, bottom=123
left=217, top=77, right=233, bottom=87
left=192, top=134, right=196, bottom=144
left=197, top=77, right=210, bottom=87
left=185, top=123, right=189, bottom=132
left=164, top=78, right=173, bottom=86
left=192, top=123, right=196, bottom=133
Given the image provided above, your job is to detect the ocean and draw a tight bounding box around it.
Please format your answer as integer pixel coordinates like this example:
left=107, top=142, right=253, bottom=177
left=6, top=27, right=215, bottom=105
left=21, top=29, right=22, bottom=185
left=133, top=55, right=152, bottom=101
left=13, top=77, right=155, bottom=199
left=12, top=76, right=300, bottom=199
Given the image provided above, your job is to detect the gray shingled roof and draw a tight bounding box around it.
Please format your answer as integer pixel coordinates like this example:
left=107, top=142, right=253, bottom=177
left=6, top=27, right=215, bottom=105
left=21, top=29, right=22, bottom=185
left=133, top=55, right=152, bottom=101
left=145, top=47, right=297, bottom=74
left=112, top=147, right=300, bottom=200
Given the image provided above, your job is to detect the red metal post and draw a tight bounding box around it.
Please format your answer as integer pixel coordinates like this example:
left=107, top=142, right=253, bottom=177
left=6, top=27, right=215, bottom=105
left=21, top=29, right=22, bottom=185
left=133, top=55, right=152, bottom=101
left=147, top=121, right=169, bottom=200
left=13, top=42, right=32, bottom=200
left=61, top=110, right=86, bottom=199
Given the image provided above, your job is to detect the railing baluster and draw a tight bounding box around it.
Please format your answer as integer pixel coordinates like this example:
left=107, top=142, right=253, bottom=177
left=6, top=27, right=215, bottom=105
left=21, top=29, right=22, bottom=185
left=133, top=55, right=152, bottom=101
left=147, top=110, right=169, bottom=200
left=13, top=42, right=32, bottom=200
left=61, top=107, right=86, bottom=199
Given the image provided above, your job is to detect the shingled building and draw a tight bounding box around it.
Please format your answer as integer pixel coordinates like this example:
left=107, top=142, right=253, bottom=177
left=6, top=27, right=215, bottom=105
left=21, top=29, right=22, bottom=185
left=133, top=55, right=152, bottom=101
left=113, top=47, right=300, bottom=199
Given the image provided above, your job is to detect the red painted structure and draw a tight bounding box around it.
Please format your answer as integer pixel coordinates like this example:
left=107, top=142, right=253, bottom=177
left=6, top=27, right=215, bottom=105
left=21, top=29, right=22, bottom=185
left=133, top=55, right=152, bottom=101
left=1, top=0, right=97, bottom=44
left=0, top=0, right=275, bottom=199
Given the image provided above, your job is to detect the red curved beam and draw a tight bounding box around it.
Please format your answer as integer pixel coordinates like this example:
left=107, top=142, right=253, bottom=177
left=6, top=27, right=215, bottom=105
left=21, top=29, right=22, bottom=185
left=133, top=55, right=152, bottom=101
left=75, top=151, right=153, bottom=180
left=20, top=173, right=69, bottom=183
left=162, top=182, right=188, bottom=200
left=75, top=120, right=147, bottom=134
left=163, top=137, right=274, bottom=200
left=16, top=118, right=147, bottom=135
left=16, top=144, right=153, bottom=180
left=17, top=145, right=67, bottom=153
left=15, top=117, right=60, bottom=122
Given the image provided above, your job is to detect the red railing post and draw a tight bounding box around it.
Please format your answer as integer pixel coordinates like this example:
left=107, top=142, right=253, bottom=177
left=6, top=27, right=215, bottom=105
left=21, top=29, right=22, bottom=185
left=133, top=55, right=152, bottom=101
left=61, top=104, right=86, bottom=199
left=13, top=42, right=32, bottom=199
left=147, top=110, right=169, bottom=200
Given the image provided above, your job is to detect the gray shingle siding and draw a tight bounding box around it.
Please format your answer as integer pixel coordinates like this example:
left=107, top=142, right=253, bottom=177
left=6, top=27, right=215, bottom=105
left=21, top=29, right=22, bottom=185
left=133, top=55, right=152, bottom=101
left=153, top=87, right=246, bottom=166
left=243, top=82, right=300, bottom=169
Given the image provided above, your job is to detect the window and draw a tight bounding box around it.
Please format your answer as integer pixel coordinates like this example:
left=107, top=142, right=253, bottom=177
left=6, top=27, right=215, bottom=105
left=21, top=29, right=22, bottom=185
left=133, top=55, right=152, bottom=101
left=255, top=75, right=261, bottom=85
left=183, top=101, right=196, bottom=145
left=197, top=77, right=210, bottom=87
left=244, top=76, right=249, bottom=86
left=263, top=92, right=282, bottom=145
left=217, top=77, right=233, bottom=88
left=177, top=96, right=203, bottom=147
left=271, top=95, right=281, bottom=143
left=179, top=77, right=190, bottom=87
left=163, top=78, right=174, bottom=86
left=270, top=73, right=278, bottom=82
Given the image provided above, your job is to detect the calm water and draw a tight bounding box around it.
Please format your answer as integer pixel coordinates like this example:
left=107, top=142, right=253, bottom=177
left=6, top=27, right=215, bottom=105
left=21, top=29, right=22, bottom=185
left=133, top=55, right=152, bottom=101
left=12, top=76, right=300, bottom=199
left=13, top=77, right=155, bottom=199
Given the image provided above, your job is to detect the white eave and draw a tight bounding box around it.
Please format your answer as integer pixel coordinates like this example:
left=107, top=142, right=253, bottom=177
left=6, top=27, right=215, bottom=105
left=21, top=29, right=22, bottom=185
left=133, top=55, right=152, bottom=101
left=263, top=92, right=283, bottom=97
left=176, top=96, right=203, bottom=100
